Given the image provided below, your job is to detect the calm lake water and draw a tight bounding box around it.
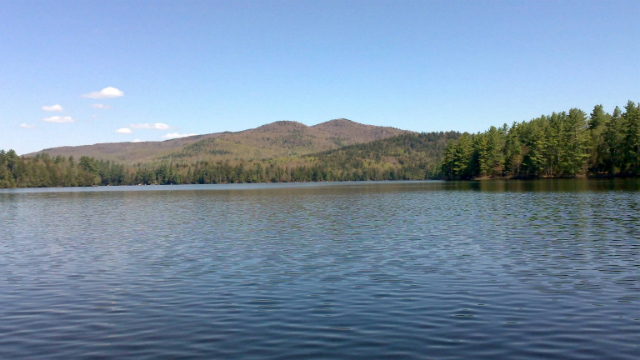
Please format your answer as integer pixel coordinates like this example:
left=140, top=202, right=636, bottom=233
left=1, top=180, right=639, bottom=359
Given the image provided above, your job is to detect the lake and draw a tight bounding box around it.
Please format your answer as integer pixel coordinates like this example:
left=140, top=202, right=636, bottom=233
left=1, top=180, right=639, bottom=359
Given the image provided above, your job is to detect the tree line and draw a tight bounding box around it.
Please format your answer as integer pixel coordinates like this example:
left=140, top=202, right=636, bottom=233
left=0, top=151, right=128, bottom=188
left=3, top=101, right=639, bottom=188
left=442, top=101, right=640, bottom=179
left=0, top=132, right=458, bottom=188
left=0, top=153, right=442, bottom=188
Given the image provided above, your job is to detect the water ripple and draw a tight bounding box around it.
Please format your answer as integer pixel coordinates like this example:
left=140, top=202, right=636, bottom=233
left=1, top=180, right=639, bottom=359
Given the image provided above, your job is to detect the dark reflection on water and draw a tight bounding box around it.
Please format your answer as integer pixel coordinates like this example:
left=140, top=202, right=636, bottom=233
left=1, top=180, right=639, bottom=359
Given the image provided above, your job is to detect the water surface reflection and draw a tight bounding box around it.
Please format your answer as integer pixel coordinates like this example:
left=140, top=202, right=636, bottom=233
left=1, top=180, right=639, bottom=359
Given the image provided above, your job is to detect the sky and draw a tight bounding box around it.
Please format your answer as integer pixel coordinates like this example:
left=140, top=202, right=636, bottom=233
left=1, top=0, right=639, bottom=155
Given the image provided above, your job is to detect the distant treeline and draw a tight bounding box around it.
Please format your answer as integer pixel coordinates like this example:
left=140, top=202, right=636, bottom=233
left=0, top=132, right=458, bottom=188
left=442, top=101, right=640, bottom=179
left=3, top=101, right=639, bottom=188
left=0, top=151, right=128, bottom=188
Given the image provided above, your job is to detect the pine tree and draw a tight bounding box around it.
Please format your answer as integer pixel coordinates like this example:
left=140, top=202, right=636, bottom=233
left=564, top=108, right=590, bottom=176
left=622, top=101, right=640, bottom=174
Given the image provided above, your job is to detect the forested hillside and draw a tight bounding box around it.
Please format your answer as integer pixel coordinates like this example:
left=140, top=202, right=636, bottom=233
left=28, top=119, right=407, bottom=164
left=442, top=101, right=640, bottom=179
left=303, top=132, right=460, bottom=180
left=3, top=101, right=640, bottom=188
left=0, top=132, right=458, bottom=187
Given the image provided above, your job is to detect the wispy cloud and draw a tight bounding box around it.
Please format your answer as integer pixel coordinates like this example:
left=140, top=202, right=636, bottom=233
left=116, top=127, right=132, bottom=134
left=91, top=103, right=111, bottom=109
left=83, top=87, right=124, bottom=99
left=42, top=104, right=63, bottom=112
left=133, top=139, right=142, bottom=143
left=162, top=132, right=197, bottom=140
left=130, top=123, right=171, bottom=130
left=43, top=116, right=74, bottom=123
left=20, top=123, right=36, bottom=129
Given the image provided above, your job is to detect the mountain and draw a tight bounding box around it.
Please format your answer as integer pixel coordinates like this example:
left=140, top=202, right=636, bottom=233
left=5, top=129, right=459, bottom=188
left=28, top=119, right=409, bottom=164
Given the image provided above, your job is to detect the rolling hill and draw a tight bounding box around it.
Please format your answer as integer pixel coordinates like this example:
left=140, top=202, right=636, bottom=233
left=28, top=119, right=409, bottom=164
left=5, top=127, right=461, bottom=187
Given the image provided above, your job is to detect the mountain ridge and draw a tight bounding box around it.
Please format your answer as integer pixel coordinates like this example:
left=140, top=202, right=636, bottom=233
left=28, top=118, right=410, bottom=164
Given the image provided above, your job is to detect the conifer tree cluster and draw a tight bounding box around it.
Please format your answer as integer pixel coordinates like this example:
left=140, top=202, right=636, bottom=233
left=0, top=152, right=127, bottom=188
left=442, top=101, right=640, bottom=179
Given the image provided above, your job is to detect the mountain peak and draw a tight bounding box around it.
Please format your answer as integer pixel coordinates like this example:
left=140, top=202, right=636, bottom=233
left=251, top=120, right=308, bottom=133
left=27, top=119, right=409, bottom=163
left=312, top=118, right=407, bottom=141
left=313, top=118, right=356, bottom=127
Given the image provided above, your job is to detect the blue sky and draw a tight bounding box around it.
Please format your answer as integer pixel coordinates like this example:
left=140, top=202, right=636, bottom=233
left=1, top=0, right=639, bottom=154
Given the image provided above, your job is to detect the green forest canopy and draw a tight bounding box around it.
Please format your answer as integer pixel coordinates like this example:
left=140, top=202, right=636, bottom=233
left=442, top=100, right=640, bottom=179
left=1, top=101, right=639, bottom=188
left=0, top=131, right=458, bottom=187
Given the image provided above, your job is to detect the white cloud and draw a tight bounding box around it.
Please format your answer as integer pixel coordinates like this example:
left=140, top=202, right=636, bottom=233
left=162, top=132, right=197, bottom=139
left=116, top=127, right=132, bottom=134
left=43, top=116, right=74, bottom=123
left=83, top=87, right=124, bottom=99
left=133, top=139, right=142, bottom=143
left=130, top=123, right=171, bottom=130
left=20, top=123, right=36, bottom=129
left=91, top=103, right=111, bottom=109
left=42, top=104, right=63, bottom=112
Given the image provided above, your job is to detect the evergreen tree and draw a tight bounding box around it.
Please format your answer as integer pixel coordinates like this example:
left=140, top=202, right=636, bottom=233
left=622, top=101, right=640, bottom=174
